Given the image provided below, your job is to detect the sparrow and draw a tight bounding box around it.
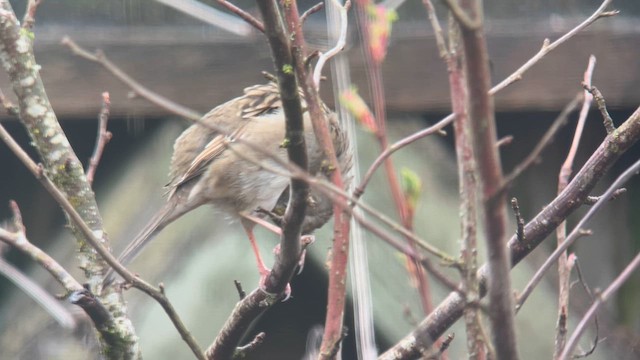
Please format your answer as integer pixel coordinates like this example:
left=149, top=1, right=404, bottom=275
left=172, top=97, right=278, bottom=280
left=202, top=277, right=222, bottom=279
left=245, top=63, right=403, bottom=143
left=103, top=82, right=351, bottom=286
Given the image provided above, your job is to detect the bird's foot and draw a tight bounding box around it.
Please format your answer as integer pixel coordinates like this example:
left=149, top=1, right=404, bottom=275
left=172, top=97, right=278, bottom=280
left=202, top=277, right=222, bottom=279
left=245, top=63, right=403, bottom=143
left=258, top=266, right=292, bottom=301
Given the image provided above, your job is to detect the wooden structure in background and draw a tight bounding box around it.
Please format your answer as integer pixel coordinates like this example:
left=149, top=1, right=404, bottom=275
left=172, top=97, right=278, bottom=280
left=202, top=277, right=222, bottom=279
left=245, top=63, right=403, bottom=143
left=2, top=19, right=638, bottom=119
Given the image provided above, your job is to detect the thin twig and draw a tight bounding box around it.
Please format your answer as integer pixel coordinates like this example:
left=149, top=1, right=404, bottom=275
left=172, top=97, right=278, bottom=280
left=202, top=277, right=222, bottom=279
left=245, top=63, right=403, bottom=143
left=22, top=0, right=41, bottom=30
left=86, top=92, right=112, bottom=185
left=0, top=202, right=119, bottom=342
left=233, top=332, right=266, bottom=359
left=583, top=85, right=615, bottom=134
left=584, top=188, right=626, bottom=205
left=490, top=0, right=615, bottom=94
left=61, top=37, right=202, bottom=122
left=571, top=258, right=599, bottom=358
left=217, top=0, right=265, bottom=33
left=560, top=251, right=640, bottom=360
left=312, top=0, right=350, bottom=88
left=0, top=257, right=77, bottom=330
left=421, top=0, right=449, bottom=60
left=234, top=280, right=246, bottom=300
left=300, top=2, right=324, bottom=23
left=499, top=93, right=583, bottom=194
left=511, top=198, right=525, bottom=242
left=355, top=114, right=454, bottom=200
left=554, top=55, right=596, bottom=359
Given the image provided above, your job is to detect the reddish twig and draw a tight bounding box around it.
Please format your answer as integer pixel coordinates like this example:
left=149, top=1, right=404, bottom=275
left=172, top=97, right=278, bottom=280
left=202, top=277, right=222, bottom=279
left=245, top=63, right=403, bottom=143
left=356, top=0, right=435, bottom=320
left=86, top=92, right=112, bottom=185
left=22, top=0, right=41, bottom=30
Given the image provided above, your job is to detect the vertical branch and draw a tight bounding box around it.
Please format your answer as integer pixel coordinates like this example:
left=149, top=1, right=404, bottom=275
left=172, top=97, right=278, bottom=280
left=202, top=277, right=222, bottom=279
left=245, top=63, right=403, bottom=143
left=452, top=0, right=519, bottom=358
left=0, top=2, right=138, bottom=358
left=255, top=0, right=309, bottom=294
left=554, top=55, right=596, bottom=359
left=443, top=14, right=485, bottom=360
left=280, top=1, right=352, bottom=358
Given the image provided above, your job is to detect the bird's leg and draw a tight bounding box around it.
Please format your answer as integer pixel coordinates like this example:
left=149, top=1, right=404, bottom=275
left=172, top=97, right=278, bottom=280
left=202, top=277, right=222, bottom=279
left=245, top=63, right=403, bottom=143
left=241, top=213, right=282, bottom=235
left=241, top=221, right=270, bottom=279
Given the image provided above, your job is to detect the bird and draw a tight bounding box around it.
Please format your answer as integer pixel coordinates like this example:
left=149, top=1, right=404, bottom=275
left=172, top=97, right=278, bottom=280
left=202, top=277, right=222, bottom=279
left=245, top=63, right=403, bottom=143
left=103, top=82, right=351, bottom=287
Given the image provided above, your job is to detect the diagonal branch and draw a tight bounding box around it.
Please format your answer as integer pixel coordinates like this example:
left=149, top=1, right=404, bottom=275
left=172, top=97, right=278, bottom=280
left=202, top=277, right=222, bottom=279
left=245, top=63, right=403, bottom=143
left=379, top=105, right=640, bottom=359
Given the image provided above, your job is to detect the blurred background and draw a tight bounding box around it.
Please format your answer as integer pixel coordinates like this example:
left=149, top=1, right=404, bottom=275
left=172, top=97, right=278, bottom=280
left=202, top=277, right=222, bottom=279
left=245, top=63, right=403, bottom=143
left=0, top=0, right=639, bottom=359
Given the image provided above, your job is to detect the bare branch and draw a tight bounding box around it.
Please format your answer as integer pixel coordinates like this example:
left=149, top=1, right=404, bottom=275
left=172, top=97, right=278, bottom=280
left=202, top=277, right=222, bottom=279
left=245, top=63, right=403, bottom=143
left=554, top=55, right=597, bottom=358
left=490, top=0, right=615, bottom=94
left=421, top=0, right=448, bottom=60
left=0, top=256, right=77, bottom=330
left=500, top=93, right=583, bottom=193
left=379, top=105, right=640, bottom=360
left=517, top=153, right=640, bottom=314
left=86, top=92, right=112, bottom=185
left=584, top=85, right=615, bottom=134
left=560, top=250, right=640, bottom=359
left=0, top=123, right=205, bottom=360
left=22, top=0, right=41, bottom=30
left=300, top=2, right=324, bottom=24
left=61, top=36, right=202, bottom=122
left=0, top=201, right=121, bottom=349
left=216, top=0, right=265, bottom=33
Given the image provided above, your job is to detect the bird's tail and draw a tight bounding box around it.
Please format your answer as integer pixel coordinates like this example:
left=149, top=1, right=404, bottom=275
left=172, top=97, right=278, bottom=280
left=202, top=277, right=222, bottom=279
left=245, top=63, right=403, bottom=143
left=102, top=199, right=181, bottom=286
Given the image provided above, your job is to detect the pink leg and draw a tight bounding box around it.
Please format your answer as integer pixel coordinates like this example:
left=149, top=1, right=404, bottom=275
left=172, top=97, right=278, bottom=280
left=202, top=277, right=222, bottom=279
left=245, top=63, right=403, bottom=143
left=241, top=213, right=282, bottom=235
left=241, top=222, right=270, bottom=279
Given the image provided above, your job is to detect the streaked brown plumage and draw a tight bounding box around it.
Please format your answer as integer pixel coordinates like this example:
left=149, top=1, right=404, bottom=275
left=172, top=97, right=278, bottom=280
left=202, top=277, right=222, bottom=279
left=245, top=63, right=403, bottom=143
left=103, top=82, right=351, bottom=286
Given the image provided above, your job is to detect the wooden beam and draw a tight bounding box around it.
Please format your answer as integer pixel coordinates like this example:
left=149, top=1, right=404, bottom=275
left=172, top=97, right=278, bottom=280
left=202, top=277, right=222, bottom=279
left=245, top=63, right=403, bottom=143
left=3, top=23, right=637, bottom=118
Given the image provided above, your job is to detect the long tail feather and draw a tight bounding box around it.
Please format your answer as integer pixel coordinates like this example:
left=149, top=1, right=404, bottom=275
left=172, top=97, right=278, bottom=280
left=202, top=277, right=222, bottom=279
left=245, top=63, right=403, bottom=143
left=103, top=199, right=180, bottom=286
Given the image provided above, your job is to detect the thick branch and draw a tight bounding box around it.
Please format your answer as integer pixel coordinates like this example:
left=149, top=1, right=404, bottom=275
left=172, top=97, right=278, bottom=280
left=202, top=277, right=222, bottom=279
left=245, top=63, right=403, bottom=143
left=457, top=0, right=518, bottom=358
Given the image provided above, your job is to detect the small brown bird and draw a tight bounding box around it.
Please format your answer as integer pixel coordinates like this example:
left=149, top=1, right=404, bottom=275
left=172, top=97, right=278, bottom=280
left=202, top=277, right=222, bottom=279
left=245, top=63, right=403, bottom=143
left=104, top=82, right=351, bottom=286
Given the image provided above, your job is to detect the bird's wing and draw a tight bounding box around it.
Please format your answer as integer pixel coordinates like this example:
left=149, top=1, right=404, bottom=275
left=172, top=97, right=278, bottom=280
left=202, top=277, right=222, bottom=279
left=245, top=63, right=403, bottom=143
left=169, top=83, right=284, bottom=193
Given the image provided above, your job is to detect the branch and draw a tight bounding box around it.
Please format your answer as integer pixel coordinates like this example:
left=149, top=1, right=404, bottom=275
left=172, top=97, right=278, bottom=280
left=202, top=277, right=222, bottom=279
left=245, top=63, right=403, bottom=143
left=0, top=2, right=138, bottom=357
left=206, top=1, right=311, bottom=357
left=554, top=55, right=596, bottom=359
left=0, top=122, right=205, bottom=360
left=0, top=201, right=121, bottom=352
left=86, top=92, right=112, bottom=185
left=379, top=105, right=640, bottom=359
left=489, top=0, right=616, bottom=94
left=456, top=0, right=518, bottom=358
left=217, top=0, right=265, bottom=33
left=500, top=93, right=583, bottom=192
left=61, top=36, right=203, bottom=122
left=559, top=250, right=640, bottom=359
left=0, top=256, right=77, bottom=330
